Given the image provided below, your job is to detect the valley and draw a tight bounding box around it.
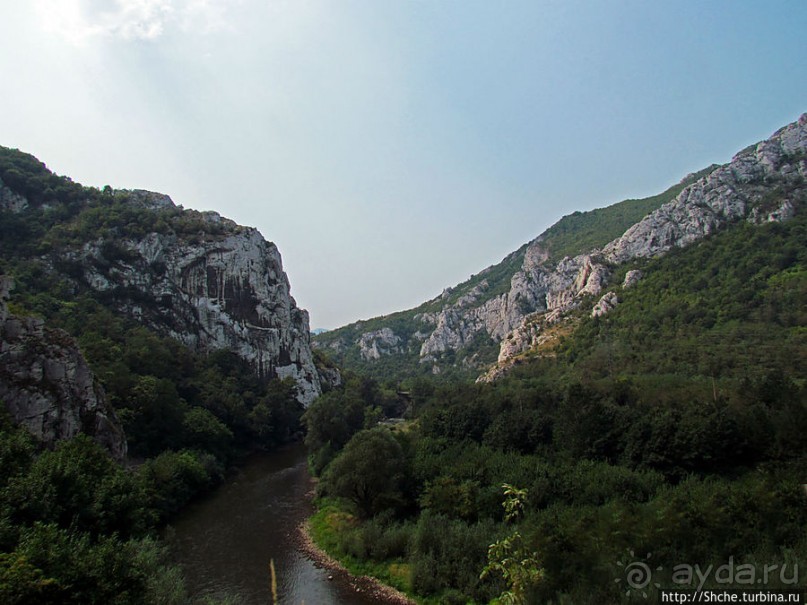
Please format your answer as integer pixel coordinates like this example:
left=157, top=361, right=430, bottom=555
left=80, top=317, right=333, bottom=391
left=0, top=113, right=805, bottom=604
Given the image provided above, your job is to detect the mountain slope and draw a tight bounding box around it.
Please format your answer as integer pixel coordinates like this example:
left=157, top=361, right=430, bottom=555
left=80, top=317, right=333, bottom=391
left=0, top=149, right=325, bottom=405
left=314, top=114, right=807, bottom=382
left=313, top=173, right=714, bottom=382
left=303, top=157, right=807, bottom=605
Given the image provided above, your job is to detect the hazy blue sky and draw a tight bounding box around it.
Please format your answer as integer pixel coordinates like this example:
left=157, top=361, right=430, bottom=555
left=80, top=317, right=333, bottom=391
left=1, top=1, right=805, bottom=328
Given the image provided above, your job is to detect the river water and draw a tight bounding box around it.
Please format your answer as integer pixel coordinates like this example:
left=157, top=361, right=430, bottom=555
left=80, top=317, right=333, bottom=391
left=167, top=442, right=390, bottom=605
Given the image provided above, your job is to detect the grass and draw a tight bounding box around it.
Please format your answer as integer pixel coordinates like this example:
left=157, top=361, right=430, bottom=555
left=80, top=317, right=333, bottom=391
left=307, top=500, right=416, bottom=598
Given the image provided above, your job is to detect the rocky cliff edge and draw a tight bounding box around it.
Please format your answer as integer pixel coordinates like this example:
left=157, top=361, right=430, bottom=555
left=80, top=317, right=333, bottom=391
left=0, top=185, right=328, bottom=406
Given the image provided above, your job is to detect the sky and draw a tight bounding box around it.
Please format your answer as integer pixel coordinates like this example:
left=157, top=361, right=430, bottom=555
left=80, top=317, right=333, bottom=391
left=0, top=1, right=805, bottom=329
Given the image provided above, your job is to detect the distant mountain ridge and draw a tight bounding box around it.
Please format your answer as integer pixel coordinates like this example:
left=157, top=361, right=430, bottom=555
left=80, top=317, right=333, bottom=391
left=314, top=114, right=807, bottom=382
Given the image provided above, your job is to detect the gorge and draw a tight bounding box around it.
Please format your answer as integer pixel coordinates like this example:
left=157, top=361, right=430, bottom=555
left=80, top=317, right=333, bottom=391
left=0, top=112, right=805, bottom=604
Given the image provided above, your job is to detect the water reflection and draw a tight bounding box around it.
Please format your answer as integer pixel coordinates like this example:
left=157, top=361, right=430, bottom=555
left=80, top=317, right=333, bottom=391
left=168, top=443, right=387, bottom=605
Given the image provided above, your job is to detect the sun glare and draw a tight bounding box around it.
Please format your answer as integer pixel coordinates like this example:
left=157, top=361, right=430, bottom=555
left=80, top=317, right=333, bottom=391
left=33, top=0, right=232, bottom=44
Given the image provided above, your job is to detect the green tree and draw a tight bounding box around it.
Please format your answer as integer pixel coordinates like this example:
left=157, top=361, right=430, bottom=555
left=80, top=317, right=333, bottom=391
left=181, top=407, right=233, bottom=460
left=0, top=552, right=59, bottom=605
left=303, top=388, right=365, bottom=473
left=5, top=435, right=151, bottom=539
left=480, top=484, right=543, bottom=605
left=249, top=378, right=302, bottom=445
left=123, top=376, right=187, bottom=457
left=322, top=428, right=409, bottom=518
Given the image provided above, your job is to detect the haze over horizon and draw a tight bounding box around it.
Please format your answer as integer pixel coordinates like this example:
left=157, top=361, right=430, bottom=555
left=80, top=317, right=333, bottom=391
left=1, top=1, right=805, bottom=329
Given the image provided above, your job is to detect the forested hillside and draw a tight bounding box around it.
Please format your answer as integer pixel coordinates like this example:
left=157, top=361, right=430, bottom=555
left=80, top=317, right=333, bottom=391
left=303, top=186, right=807, bottom=603
left=0, top=146, right=311, bottom=603
left=315, top=115, right=806, bottom=389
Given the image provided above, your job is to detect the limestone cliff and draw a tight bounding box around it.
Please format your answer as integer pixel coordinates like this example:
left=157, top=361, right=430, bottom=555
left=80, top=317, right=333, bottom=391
left=316, top=113, right=807, bottom=380
left=0, top=277, right=127, bottom=460
left=602, top=114, right=806, bottom=263
left=1, top=185, right=324, bottom=405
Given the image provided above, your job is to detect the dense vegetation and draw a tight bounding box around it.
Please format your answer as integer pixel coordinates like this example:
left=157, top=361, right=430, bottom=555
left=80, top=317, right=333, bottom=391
left=0, top=147, right=306, bottom=602
left=305, top=209, right=807, bottom=603
left=0, top=416, right=185, bottom=604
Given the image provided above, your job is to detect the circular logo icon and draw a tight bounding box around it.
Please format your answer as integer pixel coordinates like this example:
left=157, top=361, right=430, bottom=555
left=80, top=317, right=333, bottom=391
left=615, top=551, right=662, bottom=599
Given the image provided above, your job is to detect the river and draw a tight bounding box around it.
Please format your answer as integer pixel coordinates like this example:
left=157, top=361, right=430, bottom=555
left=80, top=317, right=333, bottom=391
left=167, top=442, right=394, bottom=605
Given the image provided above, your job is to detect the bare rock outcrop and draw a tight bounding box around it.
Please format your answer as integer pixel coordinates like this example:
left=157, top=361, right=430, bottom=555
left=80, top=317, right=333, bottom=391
left=0, top=277, right=127, bottom=460
left=61, top=194, right=322, bottom=405
left=622, top=270, right=643, bottom=289
left=603, top=114, right=807, bottom=263
left=359, top=328, right=403, bottom=360
left=0, top=177, right=28, bottom=212
left=591, top=292, right=619, bottom=318
left=3, top=185, right=325, bottom=406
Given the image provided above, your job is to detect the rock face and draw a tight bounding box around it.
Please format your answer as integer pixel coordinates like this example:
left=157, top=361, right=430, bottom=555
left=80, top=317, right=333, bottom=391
left=414, top=250, right=609, bottom=360
left=84, top=201, right=321, bottom=405
left=0, top=278, right=127, bottom=460
left=317, top=113, right=807, bottom=377
left=4, top=188, right=324, bottom=406
left=358, top=328, right=403, bottom=360
left=622, top=270, right=643, bottom=289
left=602, top=115, right=807, bottom=264
left=591, top=292, right=619, bottom=318
left=0, top=178, right=28, bottom=212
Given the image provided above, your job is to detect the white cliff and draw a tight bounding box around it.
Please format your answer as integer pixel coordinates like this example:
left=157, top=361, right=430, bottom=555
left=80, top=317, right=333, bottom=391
left=87, top=199, right=321, bottom=404
left=358, top=328, right=403, bottom=360
left=4, top=188, right=324, bottom=406
left=603, top=114, right=807, bottom=263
